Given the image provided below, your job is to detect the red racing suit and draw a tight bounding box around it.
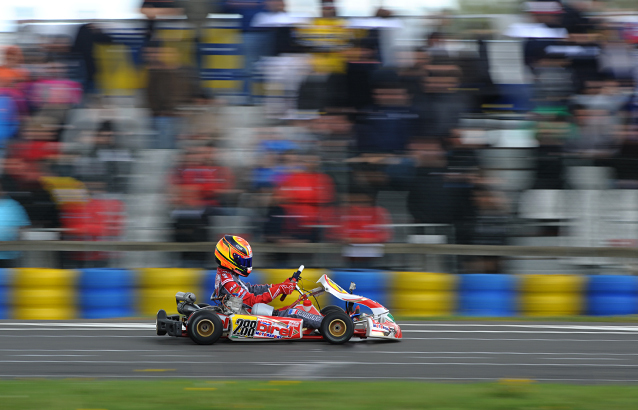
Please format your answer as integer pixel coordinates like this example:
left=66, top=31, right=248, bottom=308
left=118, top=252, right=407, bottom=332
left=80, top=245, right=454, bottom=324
left=214, top=267, right=275, bottom=305
left=213, top=267, right=323, bottom=328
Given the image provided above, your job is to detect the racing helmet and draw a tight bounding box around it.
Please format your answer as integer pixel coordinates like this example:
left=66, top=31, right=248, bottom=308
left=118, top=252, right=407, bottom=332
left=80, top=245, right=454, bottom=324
left=215, top=235, right=253, bottom=277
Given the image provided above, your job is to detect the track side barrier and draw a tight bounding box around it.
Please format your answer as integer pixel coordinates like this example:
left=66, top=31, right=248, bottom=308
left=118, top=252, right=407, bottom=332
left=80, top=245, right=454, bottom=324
left=459, top=274, right=517, bottom=317
left=587, top=275, right=638, bottom=316
left=79, top=269, right=136, bottom=319
left=392, top=272, right=456, bottom=317
left=5, top=267, right=638, bottom=318
left=12, top=268, right=78, bottom=320
left=520, top=274, right=585, bottom=316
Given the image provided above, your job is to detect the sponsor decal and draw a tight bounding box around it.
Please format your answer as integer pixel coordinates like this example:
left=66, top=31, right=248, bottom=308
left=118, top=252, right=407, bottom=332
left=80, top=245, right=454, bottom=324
left=326, top=277, right=348, bottom=294
left=254, top=320, right=300, bottom=339
left=231, top=315, right=301, bottom=339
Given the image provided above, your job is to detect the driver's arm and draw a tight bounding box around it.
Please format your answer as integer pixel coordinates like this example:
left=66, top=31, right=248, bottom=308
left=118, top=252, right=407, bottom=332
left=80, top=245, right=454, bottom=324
left=221, top=280, right=274, bottom=305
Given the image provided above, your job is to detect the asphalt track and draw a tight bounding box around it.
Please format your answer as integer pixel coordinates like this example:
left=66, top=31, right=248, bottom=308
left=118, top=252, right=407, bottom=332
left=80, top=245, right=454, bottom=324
left=0, top=321, right=637, bottom=383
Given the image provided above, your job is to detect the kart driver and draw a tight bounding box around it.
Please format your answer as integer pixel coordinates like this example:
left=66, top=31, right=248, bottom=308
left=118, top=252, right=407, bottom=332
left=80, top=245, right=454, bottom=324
left=213, top=235, right=323, bottom=329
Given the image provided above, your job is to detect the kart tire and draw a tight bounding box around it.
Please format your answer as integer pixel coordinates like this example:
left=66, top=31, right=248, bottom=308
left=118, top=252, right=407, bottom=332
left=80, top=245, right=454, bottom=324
left=320, top=311, right=354, bottom=345
left=156, top=309, right=168, bottom=336
left=187, top=310, right=223, bottom=345
left=320, top=305, right=345, bottom=316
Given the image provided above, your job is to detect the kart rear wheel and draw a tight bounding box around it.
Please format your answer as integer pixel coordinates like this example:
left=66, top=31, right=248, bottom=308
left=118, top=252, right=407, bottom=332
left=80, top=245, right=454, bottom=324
left=156, top=309, right=167, bottom=336
left=320, top=311, right=354, bottom=345
left=187, top=310, right=223, bottom=345
left=320, top=305, right=345, bottom=316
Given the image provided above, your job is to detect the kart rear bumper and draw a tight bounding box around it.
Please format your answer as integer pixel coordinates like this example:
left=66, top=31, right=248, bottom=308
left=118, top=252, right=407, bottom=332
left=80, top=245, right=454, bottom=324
left=156, top=310, right=183, bottom=337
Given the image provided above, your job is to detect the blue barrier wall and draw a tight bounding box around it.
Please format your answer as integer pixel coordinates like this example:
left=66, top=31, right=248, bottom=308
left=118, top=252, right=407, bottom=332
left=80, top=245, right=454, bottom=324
left=458, top=274, right=518, bottom=317
left=587, top=275, right=638, bottom=316
left=327, top=270, right=389, bottom=312
left=0, top=269, right=9, bottom=319
left=79, top=269, right=136, bottom=319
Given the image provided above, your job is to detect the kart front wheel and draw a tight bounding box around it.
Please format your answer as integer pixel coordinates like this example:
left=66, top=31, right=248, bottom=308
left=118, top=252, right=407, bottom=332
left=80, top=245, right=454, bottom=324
left=320, top=305, right=345, bottom=316
left=187, top=310, right=223, bottom=345
left=320, top=311, right=354, bottom=345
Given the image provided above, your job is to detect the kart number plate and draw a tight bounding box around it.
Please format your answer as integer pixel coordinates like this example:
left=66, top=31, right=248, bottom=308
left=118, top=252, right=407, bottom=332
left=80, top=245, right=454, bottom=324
left=231, top=317, right=257, bottom=338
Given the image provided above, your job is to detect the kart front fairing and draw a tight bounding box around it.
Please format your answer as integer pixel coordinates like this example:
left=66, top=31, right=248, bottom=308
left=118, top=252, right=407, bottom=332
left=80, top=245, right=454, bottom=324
left=317, top=274, right=402, bottom=340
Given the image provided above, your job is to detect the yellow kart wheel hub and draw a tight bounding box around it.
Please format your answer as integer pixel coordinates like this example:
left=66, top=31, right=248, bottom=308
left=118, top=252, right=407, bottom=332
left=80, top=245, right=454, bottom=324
left=328, top=319, right=346, bottom=337
left=197, top=319, right=215, bottom=337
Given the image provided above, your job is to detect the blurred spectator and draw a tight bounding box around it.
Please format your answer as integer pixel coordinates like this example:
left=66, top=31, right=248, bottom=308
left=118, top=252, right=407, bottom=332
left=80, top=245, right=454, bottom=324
left=140, top=0, right=182, bottom=45
left=223, top=0, right=270, bottom=104
left=355, top=72, right=418, bottom=153
left=145, top=44, right=199, bottom=149
left=610, top=124, right=638, bottom=188
left=61, top=183, right=125, bottom=268
left=11, top=116, right=60, bottom=165
left=531, top=52, right=574, bottom=108
left=170, top=143, right=236, bottom=209
left=178, top=90, right=222, bottom=144
left=71, top=23, right=115, bottom=94
left=251, top=0, right=306, bottom=56
left=532, top=113, right=570, bottom=189
left=293, top=0, right=353, bottom=75
left=343, top=39, right=381, bottom=111
left=414, top=65, right=470, bottom=139
left=73, top=121, right=133, bottom=194
left=0, top=90, right=19, bottom=156
left=338, top=192, right=392, bottom=268
left=170, top=184, right=212, bottom=267
left=397, top=47, right=430, bottom=98
left=274, top=154, right=335, bottom=242
left=567, top=103, right=616, bottom=157
left=0, top=46, right=29, bottom=87
left=1, top=156, right=60, bottom=230
left=464, top=186, right=511, bottom=273
left=0, top=182, right=30, bottom=268
left=405, top=140, right=474, bottom=243
left=316, top=114, right=354, bottom=194
left=338, top=192, right=391, bottom=244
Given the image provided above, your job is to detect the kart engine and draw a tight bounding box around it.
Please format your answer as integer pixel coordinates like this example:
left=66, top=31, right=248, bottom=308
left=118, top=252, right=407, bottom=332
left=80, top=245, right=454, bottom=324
left=175, top=292, right=198, bottom=315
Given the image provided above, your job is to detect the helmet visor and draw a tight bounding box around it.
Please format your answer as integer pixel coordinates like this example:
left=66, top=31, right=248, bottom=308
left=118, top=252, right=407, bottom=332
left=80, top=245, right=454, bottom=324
left=233, top=253, right=252, bottom=270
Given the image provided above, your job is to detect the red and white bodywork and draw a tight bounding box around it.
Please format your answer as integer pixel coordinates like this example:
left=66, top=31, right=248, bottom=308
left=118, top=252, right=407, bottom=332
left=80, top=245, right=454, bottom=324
left=317, top=274, right=402, bottom=340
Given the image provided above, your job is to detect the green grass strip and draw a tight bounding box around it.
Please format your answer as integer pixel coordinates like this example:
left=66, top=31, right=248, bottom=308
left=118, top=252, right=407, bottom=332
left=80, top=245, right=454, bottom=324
left=1, top=380, right=638, bottom=410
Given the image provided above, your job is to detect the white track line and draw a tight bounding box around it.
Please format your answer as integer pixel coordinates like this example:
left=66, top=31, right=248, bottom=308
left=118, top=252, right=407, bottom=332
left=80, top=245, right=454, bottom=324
left=0, top=349, right=634, bottom=356
left=401, top=324, right=638, bottom=331
left=404, top=330, right=638, bottom=334
left=3, top=322, right=638, bottom=332
left=0, top=323, right=155, bottom=329
left=355, top=351, right=638, bottom=356
left=0, top=360, right=637, bottom=367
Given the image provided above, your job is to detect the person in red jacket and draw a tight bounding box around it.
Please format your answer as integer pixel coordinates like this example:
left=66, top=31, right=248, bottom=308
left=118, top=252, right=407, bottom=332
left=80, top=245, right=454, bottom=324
left=213, top=235, right=323, bottom=328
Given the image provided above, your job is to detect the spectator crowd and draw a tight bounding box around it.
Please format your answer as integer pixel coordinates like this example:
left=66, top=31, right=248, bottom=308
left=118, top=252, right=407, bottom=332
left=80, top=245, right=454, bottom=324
left=0, top=0, right=637, bottom=273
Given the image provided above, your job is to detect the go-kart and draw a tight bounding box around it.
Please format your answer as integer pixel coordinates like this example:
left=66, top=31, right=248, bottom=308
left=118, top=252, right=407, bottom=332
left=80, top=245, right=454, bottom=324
left=156, top=265, right=402, bottom=345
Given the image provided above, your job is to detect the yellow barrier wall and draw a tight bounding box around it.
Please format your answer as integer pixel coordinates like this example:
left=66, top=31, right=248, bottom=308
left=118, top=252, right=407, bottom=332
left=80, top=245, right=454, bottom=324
left=519, top=274, right=585, bottom=316
left=391, top=272, right=457, bottom=316
left=12, top=268, right=78, bottom=320
left=137, top=268, right=203, bottom=316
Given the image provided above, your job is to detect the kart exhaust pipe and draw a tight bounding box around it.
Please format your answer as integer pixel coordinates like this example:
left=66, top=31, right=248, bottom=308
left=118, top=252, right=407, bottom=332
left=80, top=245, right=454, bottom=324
left=175, top=292, right=196, bottom=303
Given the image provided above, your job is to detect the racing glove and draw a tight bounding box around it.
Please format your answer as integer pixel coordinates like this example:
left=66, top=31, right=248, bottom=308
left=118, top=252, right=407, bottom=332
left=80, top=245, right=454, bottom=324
left=269, top=282, right=295, bottom=299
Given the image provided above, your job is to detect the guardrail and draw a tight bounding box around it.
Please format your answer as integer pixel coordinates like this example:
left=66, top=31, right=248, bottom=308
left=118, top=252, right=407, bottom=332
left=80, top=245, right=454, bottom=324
left=4, top=241, right=638, bottom=258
